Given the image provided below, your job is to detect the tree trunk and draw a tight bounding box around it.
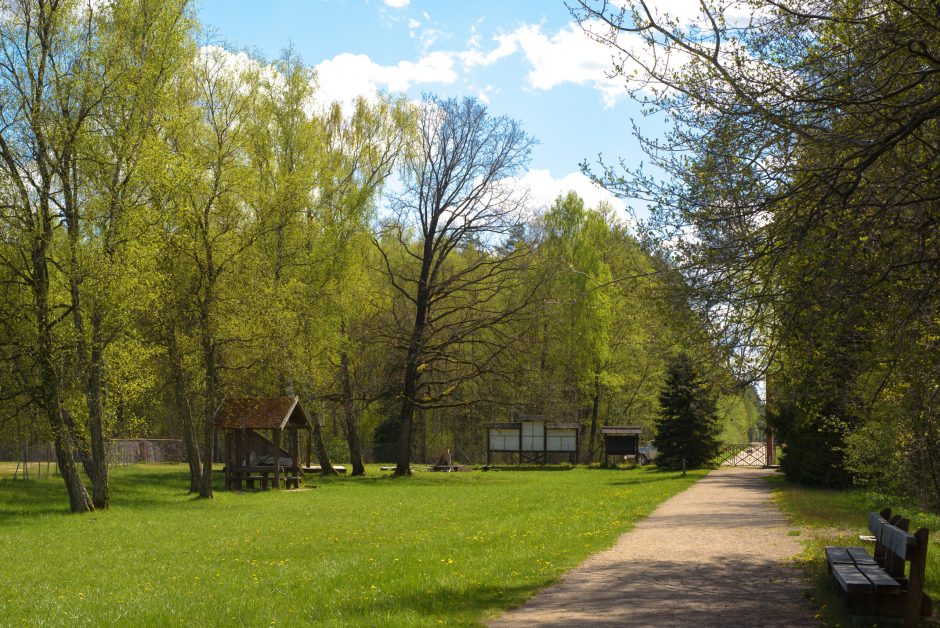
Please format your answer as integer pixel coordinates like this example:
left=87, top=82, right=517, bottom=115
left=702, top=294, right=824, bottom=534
left=169, top=330, right=203, bottom=493
left=199, top=332, right=216, bottom=498
left=87, top=308, right=109, bottom=509
left=588, top=372, right=601, bottom=463
left=33, top=244, right=93, bottom=513
left=339, top=349, right=365, bottom=476
left=311, top=418, right=337, bottom=475
left=61, top=147, right=111, bottom=508
left=395, top=395, right=414, bottom=476
left=395, top=348, right=421, bottom=476
left=395, top=280, right=430, bottom=476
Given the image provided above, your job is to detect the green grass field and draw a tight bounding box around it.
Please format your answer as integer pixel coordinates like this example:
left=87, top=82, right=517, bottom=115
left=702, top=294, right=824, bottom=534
left=769, top=476, right=940, bottom=626
left=0, top=464, right=704, bottom=626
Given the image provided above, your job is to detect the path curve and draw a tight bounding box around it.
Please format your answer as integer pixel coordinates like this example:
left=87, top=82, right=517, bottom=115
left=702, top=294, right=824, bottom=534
left=489, top=468, right=815, bottom=627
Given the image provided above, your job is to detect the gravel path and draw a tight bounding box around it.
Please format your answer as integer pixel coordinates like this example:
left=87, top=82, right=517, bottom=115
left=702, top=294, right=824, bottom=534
left=489, top=468, right=816, bottom=627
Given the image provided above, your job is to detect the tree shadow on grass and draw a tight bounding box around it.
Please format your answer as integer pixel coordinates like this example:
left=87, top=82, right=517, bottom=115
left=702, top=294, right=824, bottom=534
left=327, top=581, right=547, bottom=626
left=0, top=477, right=76, bottom=520
left=0, top=466, right=210, bottom=521
left=481, top=465, right=575, bottom=472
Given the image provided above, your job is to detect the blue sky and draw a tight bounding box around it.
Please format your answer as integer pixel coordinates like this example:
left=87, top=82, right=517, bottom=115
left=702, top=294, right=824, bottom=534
left=198, top=0, right=669, bottom=214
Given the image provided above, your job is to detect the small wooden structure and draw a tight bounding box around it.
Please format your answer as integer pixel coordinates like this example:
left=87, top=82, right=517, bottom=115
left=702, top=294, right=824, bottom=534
left=215, top=396, right=313, bottom=490
left=485, top=415, right=579, bottom=465
left=601, top=426, right=642, bottom=464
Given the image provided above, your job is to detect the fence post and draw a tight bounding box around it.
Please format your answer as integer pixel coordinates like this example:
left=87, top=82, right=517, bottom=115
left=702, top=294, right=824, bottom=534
left=765, top=428, right=775, bottom=466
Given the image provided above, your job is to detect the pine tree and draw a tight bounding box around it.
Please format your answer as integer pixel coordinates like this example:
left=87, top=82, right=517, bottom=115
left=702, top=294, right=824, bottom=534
left=654, top=353, right=721, bottom=469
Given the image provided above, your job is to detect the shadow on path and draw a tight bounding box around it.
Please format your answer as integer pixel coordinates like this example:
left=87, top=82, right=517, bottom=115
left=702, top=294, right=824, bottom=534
left=490, top=468, right=815, bottom=628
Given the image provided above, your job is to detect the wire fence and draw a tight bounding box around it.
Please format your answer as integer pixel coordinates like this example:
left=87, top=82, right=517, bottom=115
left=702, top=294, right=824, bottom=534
left=108, top=439, right=187, bottom=465
left=0, top=439, right=186, bottom=467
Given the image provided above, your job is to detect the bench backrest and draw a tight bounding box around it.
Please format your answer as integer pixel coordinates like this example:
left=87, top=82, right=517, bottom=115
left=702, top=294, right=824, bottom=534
left=868, top=510, right=890, bottom=536
left=868, top=509, right=929, bottom=581
left=881, top=523, right=917, bottom=561
left=866, top=510, right=932, bottom=625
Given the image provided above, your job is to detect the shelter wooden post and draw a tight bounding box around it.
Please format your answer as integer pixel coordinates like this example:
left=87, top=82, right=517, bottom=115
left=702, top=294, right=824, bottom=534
left=289, top=428, right=299, bottom=488
left=518, top=426, right=522, bottom=466
left=486, top=427, right=492, bottom=466
left=234, top=429, right=245, bottom=490
left=224, top=432, right=233, bottom=489
left=273, top=428, right=281, bottom=489
left=305, top=430, right=311, bottom=468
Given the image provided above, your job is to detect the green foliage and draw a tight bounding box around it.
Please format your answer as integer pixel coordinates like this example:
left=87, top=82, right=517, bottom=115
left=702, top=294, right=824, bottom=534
left=0, top=464, right=704, bottom=625
left=575, top=1, right=940, bottom=507
left=717, top=389, right=764, bottom=444
left=654, top=353, right=721, bottom=469
left=372, top=417, right=401, bottom=463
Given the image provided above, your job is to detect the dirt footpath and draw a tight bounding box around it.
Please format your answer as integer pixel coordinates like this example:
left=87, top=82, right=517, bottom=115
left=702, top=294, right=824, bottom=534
left=489, top=468, right=816, bottom=627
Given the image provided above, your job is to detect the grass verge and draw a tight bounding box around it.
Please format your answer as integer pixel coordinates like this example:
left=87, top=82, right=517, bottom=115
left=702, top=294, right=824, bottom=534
left=0, top=464, right=703, bottom=626
left=768, top=475, right=940, bottom=626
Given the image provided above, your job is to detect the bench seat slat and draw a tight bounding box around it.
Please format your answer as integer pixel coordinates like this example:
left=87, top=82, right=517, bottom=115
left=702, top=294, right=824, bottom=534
left=833, top=564, right=874, bottom=594
left=826, top=547, right=853, bottom=565
left=856, top=564, right=901, bottom=593
left=847, top=547, right=878, bottom=566
left=826, top=546, right=878, bottom=567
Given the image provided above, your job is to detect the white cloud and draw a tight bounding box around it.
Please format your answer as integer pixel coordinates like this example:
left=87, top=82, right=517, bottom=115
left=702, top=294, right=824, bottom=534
left=383, top=0, right=409, bottom=7
left=476, top=84, right=496, bottom=105
left=458, top=31, right=519, bottom=70
left=517, top=169, right=627, bottom=217
left=454, top=21, right=645, bottom=108
left=314, top=51, right=456, bottom=112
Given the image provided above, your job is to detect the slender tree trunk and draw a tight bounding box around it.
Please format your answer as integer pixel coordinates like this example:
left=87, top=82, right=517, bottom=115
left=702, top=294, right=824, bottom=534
left=199, top=331, right=216, bottom=498
left=87, top=308, right=109, bottom=508
left=62, top=410, right=96, bottom=480
left=311, top=418, right=337, bottom=475
left=588, top=372, right=601, bottom=463
left=169, top=330, right=203, bottom=493
left=339, top=348, right=365, bottom=476
left=33, top=244, right=93, bottom=513
left=62, top=151, right=111, bottom=508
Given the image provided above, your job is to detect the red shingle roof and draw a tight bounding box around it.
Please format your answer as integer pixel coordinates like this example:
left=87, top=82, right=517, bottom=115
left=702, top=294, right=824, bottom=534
left=214, top=396, right=312, bottom=430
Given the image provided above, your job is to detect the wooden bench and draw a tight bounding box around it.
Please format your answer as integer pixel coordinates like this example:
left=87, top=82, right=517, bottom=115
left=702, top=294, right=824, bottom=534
left=825, top=508, right=932, bottom=626
left=232, top=466, right=302, bottom=490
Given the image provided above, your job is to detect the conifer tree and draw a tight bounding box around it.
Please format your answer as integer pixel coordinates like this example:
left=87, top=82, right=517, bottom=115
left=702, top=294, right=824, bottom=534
left=654, top=353, right=721, bottom=469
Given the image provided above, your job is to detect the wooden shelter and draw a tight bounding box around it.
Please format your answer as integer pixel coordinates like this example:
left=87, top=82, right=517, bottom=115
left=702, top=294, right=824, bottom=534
left=485, top=415, right=580, bottom=465
left=601, top=426, right=642, bottom=464
left=215, top=396, right=313, bottom=490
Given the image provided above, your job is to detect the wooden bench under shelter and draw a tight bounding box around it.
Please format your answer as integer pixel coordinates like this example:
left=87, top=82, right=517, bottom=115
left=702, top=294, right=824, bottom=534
left=825, top=508, right=932, bottom=626
left=214, top=396, right=315, bottom=490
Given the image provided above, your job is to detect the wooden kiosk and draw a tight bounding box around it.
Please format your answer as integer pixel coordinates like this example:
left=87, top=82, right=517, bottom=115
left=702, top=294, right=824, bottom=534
left=485, top=415, right=580, bottom=465
left=601, top=426, right=642, bottom=464
left=215, top=396, right=313, bottom=490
